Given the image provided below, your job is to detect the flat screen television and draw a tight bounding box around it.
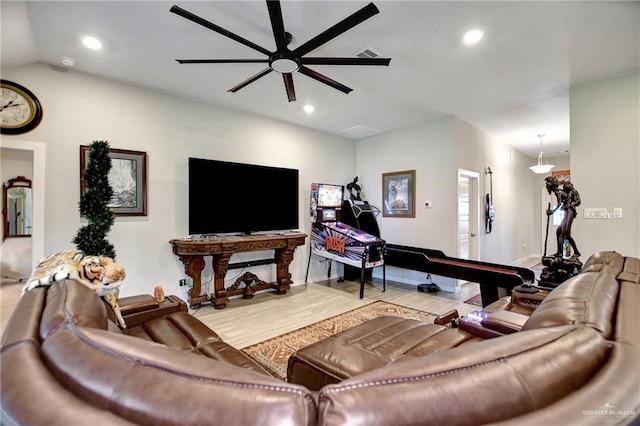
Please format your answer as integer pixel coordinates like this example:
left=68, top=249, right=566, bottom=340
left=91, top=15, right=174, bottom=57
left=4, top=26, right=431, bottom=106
left=189, top=157, right=299, bottom=235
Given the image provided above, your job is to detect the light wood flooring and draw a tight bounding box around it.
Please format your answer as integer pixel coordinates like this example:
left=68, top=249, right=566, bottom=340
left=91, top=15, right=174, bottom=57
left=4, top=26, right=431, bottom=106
left=0, top=277, right=480, bottom=347
left=191, top=279, right=479, bottom=349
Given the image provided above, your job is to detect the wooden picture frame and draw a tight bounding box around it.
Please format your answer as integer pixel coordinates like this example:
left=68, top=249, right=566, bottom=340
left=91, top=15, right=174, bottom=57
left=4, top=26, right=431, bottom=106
left=382, top=170, right=416, bottom=218
left=80, top=146, right=148, bottom=216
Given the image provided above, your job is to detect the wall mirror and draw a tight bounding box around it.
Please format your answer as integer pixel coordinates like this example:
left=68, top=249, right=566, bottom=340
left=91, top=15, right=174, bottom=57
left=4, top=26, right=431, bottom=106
left=3, top=176, right=32, bottom=241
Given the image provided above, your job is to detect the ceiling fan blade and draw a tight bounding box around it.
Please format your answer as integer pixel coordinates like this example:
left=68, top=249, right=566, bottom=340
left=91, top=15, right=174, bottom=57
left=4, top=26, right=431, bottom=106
left=301, top=57, right=391, bottom=66
left=228, top=68, right=273, bottom=93
left=177, top=59, right=269, bottom=64
left=266, top=0, right=289, bottom=51
left=170, top=5, right=272, bottom=56
left=293, top=2, right=379, bottom=57
left=298, top=66, right=352, bottom=94
left=283, top=73, right=296, bottom=102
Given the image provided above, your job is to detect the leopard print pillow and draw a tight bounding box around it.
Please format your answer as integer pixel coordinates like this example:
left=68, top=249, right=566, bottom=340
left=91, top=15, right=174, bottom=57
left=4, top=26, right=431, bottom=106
left=23, top=250, right=127, bottom=328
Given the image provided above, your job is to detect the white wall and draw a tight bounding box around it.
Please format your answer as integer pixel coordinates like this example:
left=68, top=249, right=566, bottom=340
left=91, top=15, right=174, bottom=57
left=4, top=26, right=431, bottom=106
left=454, top=118, right=538, bottom=263
left=1, top=63, right=357, bottom=298
left=570, top=71, right=640, bottom=257
left=355, top=116, right=539, bottom=290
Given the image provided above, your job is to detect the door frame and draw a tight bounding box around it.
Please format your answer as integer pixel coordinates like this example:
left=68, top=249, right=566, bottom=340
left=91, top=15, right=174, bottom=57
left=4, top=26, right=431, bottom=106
left=456, top=169, right=480, bottom=262
left=0, top=139, right=46, bottom=269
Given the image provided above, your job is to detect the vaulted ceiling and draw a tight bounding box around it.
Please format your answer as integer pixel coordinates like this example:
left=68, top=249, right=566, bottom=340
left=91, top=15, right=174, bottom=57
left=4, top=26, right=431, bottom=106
left=2, top=1, right=638, bottom=158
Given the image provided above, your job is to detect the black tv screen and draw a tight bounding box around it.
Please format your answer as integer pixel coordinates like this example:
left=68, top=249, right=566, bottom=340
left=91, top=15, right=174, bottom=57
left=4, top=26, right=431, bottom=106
left=189, top=157, right=299, bottom=235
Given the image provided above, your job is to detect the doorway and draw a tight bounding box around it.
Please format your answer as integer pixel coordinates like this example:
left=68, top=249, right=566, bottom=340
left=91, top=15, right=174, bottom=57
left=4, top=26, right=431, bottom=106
left=457, top=169, right=480, bottom=262
left=0, top=140, right=46, bottom=271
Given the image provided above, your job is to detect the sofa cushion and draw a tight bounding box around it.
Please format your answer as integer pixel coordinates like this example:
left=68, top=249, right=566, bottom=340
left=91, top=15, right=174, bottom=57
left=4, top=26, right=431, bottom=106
left=521, top=270, right=619, bottom=338
left=317, top=326, right=610, bottom=426
left=39, top=279, right=110, bottom=340
left=618, top=256, right=640, bottom=283
left=1, top=342, right=136, bottom=426
left=41, top=326, right=316, bottom=426
left=128, top=311, right=273, bottom=376
left=1, top=287, right=47, bottom=348
left=581, top=250, right=625, bottom=274
left=615, top=280, right=640, bottom=348
left=288, top=316, right=475, bottom=390
left=484, top=341, right=640, bottom=426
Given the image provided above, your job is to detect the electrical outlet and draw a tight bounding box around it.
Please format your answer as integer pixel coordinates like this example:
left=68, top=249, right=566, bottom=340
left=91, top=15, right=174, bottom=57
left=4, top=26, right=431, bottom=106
left=584, top=208, right=608, bottom=219
left=424, top=201, right=431, bottom=208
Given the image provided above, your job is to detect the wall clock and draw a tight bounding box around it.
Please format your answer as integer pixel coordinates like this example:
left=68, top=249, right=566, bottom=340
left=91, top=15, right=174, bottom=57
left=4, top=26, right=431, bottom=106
left=1, top=80, right=43, bottom=135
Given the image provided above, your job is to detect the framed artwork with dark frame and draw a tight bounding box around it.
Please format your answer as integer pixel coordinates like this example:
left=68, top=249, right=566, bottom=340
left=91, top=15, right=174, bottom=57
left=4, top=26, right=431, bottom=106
left=80, top=146, right=148, bottom=216
left=382, top=170, right=415, bottom=218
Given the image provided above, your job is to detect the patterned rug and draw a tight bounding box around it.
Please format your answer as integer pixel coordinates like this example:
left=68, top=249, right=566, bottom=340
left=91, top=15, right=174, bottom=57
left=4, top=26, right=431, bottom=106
left=242, top=301, right=437, bottom=380
left=464, top=294, right=483, bottom=307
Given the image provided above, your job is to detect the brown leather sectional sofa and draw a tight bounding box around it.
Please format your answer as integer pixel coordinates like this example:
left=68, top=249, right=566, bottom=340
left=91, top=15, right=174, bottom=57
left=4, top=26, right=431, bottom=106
left=2, top=251, right=639, bottom=425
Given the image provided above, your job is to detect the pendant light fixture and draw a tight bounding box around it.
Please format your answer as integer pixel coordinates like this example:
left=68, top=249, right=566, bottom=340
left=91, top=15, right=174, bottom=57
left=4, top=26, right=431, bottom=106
left=529, top=134, right=554, bottom=174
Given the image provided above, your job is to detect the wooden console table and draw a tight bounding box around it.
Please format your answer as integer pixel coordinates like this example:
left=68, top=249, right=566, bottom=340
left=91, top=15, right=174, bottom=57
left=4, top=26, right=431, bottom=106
left=170, top=233, right=307, bottom=309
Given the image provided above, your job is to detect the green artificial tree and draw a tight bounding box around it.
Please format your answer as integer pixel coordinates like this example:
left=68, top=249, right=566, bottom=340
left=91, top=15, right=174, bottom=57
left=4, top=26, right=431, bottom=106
left=73, top=140, right=116, bottom=259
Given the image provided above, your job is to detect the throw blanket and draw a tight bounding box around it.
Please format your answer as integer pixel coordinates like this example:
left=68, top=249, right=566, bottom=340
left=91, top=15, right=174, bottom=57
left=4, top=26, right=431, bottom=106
left=23, top=250, right=127, bottom=328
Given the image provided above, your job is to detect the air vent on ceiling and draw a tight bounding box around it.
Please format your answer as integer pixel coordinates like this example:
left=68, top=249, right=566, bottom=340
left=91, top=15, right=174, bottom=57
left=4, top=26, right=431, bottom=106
left=355, top=47, right=383, bottom=59
left=341, top=124, right=383, bottom=139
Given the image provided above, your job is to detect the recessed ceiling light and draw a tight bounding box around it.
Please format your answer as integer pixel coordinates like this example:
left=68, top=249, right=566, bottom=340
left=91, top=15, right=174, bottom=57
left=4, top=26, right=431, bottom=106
left=303, top=105, right=314, bottom=114
left=59, top=56, right=76, bottom=67
left=82, top=36, right=102, bottom=50
left=463, top=29, right=484, bottom=45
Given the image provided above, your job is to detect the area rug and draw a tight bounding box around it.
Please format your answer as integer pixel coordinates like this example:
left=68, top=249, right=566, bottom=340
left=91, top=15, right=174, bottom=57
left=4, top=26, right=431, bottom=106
left=242, top=301, right=437, bottom=380
left=464, top=294, right=483, bottom=307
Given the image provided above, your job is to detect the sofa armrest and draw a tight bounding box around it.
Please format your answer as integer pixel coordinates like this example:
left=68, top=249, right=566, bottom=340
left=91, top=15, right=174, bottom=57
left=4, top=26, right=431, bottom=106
left=511, top=286, right=550, bottom=311
left=481, top=310, right=528, bottom=334
left=118, top=295, right=159, bottom=316
left=119, top=295, right=188, bottom=328
left=458, top=312, right=503, bottom=339
left=434, top=309, right=459, bottom=326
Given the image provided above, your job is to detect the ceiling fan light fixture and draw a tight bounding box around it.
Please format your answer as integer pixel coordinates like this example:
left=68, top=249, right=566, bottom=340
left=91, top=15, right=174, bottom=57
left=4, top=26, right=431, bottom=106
left=529, top=134, right=555, bottom=174
left=171, top=1, right=390, bottom=98
left=270, top=55, right=300, bottom=73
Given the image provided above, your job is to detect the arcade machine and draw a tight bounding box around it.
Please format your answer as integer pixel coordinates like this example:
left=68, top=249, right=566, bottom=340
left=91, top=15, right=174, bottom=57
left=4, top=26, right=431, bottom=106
left=306, top=182, right=386, bottom=299
left=340, top=179, right=382, bottom=281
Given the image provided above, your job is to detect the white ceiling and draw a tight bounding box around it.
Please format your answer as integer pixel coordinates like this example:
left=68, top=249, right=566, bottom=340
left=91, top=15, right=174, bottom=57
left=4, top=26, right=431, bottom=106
left=2, top=1, right=638, bottom=158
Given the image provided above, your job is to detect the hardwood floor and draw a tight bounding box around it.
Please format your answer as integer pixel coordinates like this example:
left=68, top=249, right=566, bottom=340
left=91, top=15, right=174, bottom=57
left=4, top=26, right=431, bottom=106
left=191, top=279, right=479, bottom=349
left=0, top=277, right=479, bottom=346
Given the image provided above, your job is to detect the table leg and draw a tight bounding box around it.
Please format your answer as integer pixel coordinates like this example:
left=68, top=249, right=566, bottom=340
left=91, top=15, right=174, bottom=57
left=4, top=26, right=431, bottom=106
left=275, top=246, right=295, bottom=294
left=178, top=255, right=206, bottom=308
left=211, top=253, right=231, bottom=309
left=360, top=255, right=366, bottom=299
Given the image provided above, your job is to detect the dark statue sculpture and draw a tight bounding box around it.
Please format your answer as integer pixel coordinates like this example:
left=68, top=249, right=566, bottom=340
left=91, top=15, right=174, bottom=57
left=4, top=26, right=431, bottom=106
left=539, top=176, right=582, bottom=287
left=346, top=176, right=362, bottom=201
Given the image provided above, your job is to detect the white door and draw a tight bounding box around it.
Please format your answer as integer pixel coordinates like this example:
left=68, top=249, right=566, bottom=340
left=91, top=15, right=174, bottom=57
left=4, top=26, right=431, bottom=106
left=458, top=176, right=472, bottom=260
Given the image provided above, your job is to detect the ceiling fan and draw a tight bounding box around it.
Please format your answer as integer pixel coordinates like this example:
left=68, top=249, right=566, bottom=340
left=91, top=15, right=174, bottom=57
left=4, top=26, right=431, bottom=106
left=170, top=1, right=391, bottom=102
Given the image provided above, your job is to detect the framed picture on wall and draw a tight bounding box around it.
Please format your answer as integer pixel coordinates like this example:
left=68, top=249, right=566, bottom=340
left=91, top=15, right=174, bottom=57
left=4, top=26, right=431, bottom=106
left=382, top=170, right=416, bottom=218
left=552, top=169, right=570, bottom=183
left=80, top=146, right=148, bottom=216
